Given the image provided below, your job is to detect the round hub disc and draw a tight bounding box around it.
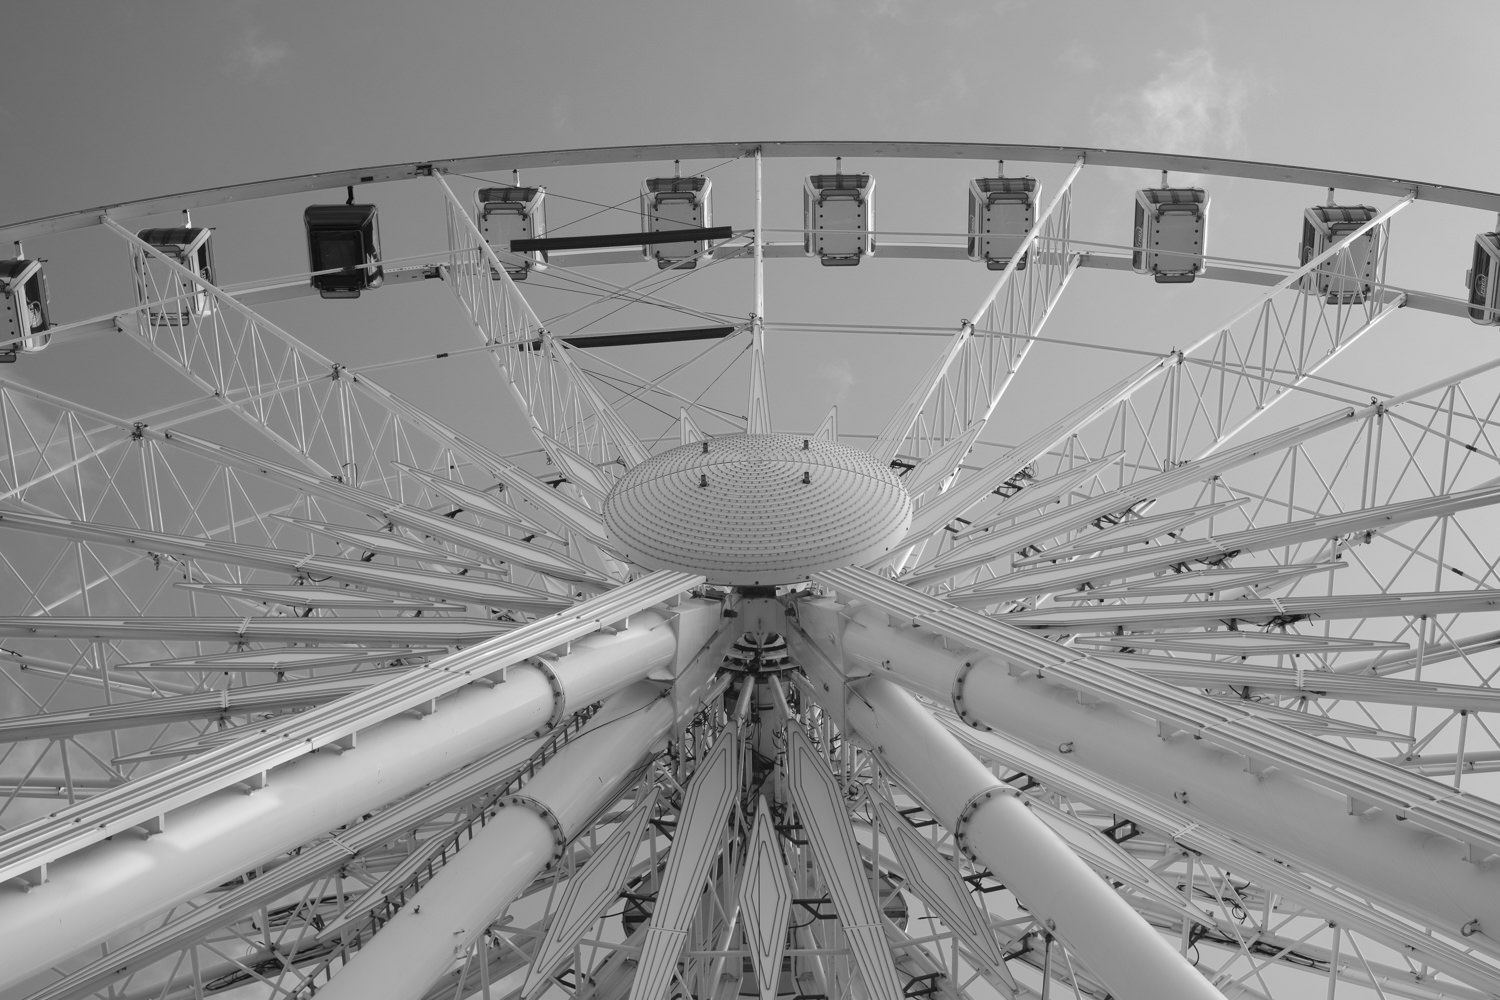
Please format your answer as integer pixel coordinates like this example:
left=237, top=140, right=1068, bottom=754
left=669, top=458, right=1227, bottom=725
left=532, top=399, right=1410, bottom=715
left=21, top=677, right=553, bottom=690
left=602, top=433, right=912, bottom=585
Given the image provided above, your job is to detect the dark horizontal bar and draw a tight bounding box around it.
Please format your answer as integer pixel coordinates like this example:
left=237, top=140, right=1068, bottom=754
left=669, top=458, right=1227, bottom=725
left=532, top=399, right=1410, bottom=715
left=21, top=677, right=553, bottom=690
left=510, top=226, right=735, bottom=253
left=521, top=326, right=738, bottom=351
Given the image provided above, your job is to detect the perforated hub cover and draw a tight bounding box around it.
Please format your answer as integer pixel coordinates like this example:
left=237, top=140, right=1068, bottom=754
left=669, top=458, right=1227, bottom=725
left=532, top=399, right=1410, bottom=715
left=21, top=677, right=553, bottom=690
left=603, top=433, right=912, bottom=585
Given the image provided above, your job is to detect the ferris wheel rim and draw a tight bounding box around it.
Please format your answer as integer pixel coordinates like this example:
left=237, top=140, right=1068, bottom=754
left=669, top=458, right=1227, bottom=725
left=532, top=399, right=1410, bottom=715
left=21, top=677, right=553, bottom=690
left=6, top=138, right=1500, bottom=244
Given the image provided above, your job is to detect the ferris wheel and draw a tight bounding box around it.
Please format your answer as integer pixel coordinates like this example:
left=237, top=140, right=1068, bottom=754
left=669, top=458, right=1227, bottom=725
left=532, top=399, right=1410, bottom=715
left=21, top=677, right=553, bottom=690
left=2, top=141, right=1500, bottom=1000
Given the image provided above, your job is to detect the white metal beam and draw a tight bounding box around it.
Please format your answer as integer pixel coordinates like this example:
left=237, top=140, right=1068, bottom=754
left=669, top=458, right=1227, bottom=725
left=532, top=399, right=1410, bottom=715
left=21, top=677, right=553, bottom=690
left=803, top=571, right=1500, bottom=959
left=159, top=424, right=615, bottom=570
left=0, top=571, right=704, bottom=892
left=434, top=173, right=650, bottom=473
left=904, top=405, right=1374, bottom=588
left=738, top=796, right=793, bottom=1000
left=1007, top=589, right=1500, bottom=632
left=896, top=200, right=1408, bottom=557
left=946, top=481, right=1500, bottom=605
left=939, top=451, right=1123, bottom=541
left=0, top=593, right=715, bottom=992
left=747, top=147, right=771, bottom=435
left=871, top=158, right=1083, bottom=468
left=0, top=665, right=558, bottom=992
left=783, top=725, right=904, bottom=1000
left=0, top=507, right=570, bottom=610
left=105, top=220, right=611, bottom=555
left=1009, top=498, right=1249, bottom=565
left=521, top=789, right=659, bottom=997
left=0, top=669, right=398, bottom=743
left=872, top=797, right=1004, bottom=970
left=6, top=142, right=1489, bottom=247
left=630, top=729, right=741, bottom=1000
left=936, top=716, right=1500, bottom=995
left=832, top=675, right=1225, bottom=1000
left=1105, top=654, right=1500, bottom=712
left=0, top=616, right=502, bottom=644
left=20, top=735, right=550, bottom=1000
left=311, top=682, right=676, bottom=1000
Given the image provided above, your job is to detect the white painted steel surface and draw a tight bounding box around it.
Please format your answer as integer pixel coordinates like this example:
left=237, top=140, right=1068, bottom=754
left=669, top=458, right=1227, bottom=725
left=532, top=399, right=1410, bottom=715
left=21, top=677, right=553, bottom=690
left=8, top=142, right=1497, bottom=247
left=783, top=726, right=904, bottom=1000
left=16, top=736, right=551, bottom=1000
left=0, top=668, right=554, bottom=992
left=522, top=789, right=660, bottom=997
left=805, top=597, right=1500, bottom=957
left=630, top=732, right=740, bottom=1000
left=0, top=594, right=710, bottom=990
left=313, top=683, right=680, bottom=1000
left=603, top=434, right=911, bottom=585
left=831, top=674, right=1225, bottom=1000
left=739, top=797, right=793, bottom=1000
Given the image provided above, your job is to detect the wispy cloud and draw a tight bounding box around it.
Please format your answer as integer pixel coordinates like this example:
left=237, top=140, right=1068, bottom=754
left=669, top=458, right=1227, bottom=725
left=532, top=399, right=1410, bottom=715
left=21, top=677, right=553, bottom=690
left=1060, top=40, right=1097, bottom=74
left=1096, top=48, right=1247, bottom=157
left=871, top=0, right=912, bottom=18
left=861, top=0, right=1025, bottom=26
left=549, top=94, right=571, bottom=134
left=817, top=360, right=856, bottom=406
left=228, top=27, right=289, bottom=78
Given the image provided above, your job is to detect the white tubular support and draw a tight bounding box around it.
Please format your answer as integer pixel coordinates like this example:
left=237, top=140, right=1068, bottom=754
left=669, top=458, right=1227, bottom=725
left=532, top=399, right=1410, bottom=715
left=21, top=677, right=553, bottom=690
left=315, top=673, right=716, bottom=1000
left=0, top=670, right=548, bottom=993
left=803, top=599, right=1500, bottom=957
left=0, top=604, right=712, bottom=993
left=834, top=675, right=1223, bottom=1000
left=747, top=147, right=770, bottom=435
left=0, top=571, right=704, bottom=891
left=318, top=803, right=560, bottom=1000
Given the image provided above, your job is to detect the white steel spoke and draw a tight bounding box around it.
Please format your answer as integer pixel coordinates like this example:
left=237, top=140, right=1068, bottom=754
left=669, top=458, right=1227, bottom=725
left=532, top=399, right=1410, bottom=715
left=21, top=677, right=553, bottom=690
left=872, top=157, right=1083, bottom=469
left=435, top=173, right=651, bottom=471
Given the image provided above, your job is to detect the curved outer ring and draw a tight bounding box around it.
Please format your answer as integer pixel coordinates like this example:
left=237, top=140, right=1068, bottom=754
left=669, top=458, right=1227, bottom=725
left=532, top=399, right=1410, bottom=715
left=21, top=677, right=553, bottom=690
left=7, top=141, right=1500, bottom=244
left=1, top=142, right=1483, bottom=321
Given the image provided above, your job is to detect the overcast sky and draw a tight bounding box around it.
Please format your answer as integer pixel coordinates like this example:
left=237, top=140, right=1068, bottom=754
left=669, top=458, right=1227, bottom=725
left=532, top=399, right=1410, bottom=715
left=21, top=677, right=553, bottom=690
left=3, top=1, right=1497, bottom=216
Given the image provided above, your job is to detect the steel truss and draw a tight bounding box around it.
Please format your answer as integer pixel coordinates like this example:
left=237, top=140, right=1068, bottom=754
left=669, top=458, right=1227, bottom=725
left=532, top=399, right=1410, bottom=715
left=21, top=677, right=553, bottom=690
left=1, top=143, right=1500, bottom=1000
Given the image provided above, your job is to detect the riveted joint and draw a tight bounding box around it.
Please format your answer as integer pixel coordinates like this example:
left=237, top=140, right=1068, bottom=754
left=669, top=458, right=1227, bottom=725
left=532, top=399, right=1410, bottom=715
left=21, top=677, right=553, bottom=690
left=952, top=783, right=1016, bottom=863
left=498, top=795, right=567, bottom=868
left=952, top=660, right=993, bottom=731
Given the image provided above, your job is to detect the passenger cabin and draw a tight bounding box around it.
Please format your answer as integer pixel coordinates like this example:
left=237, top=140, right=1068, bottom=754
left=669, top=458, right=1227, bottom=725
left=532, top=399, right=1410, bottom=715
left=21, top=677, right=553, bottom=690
left=641, top=177, right=712, bottom=269
left=1299, top=204, right=1381, bottom=305
left=0, top=258, right=52, bottom=359
left=804, top=173, right=875, bottom=266
left=134, top=227, right=217, bottom=323
left=476, top=186, right=546, bottom=280
left=1132, top=188, right=1209, bottom=283
left=968, top=177, right=1039, bottom=271
left=305, top=204, right=383, bottom=299
left=1466, top=233, right=1500, bottom=326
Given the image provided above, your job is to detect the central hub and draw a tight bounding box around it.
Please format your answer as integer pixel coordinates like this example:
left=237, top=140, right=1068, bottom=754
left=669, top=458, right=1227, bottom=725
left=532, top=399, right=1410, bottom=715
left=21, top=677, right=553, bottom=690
left=602, top=433, right=912, bottom=586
